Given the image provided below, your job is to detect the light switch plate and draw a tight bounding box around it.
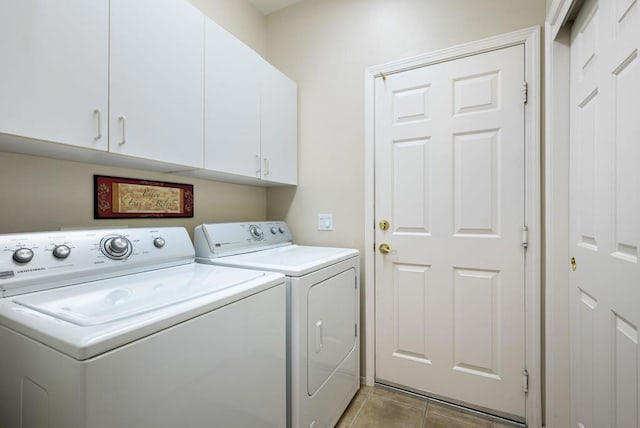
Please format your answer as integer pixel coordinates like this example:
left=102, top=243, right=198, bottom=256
left=318, top=213, right=333, bottom=231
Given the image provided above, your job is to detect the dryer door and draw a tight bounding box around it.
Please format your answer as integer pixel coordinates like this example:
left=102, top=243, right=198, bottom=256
left=307, top=267, right=357, bottom=395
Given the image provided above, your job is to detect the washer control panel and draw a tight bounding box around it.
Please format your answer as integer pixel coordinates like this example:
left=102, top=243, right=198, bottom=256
left=195, top=221, right=293, bottom=258
left=0, top=227, right=194, bottom=298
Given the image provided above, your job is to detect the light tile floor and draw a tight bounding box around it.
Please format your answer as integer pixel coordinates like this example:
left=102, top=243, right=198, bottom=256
left=336, top=385, right=521, bottom=428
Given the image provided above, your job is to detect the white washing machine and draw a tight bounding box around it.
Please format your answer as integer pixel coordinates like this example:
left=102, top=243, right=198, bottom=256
left=194, top=221, right=360, bottom=428
left=0, top=227, right=286, bottom=428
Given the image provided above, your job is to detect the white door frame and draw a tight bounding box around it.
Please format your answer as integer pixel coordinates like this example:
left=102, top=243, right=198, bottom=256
left=363, top=26, right=542, bottom=427
left=543, top=2, right=583, bottom=428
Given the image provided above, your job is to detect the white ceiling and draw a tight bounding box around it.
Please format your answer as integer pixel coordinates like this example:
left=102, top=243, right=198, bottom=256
left=248, top=0, right=305, bottom=15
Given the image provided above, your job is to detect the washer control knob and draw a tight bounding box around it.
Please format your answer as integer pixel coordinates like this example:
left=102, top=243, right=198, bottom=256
left=153, top=237, right=166, bottom=248
left=52, top=245, right=71, bottom=259
left=270, top=227, right=278, bottom=235
left=109, top=237, right=129, bottom=254
left=249, top=224, right=264, bottom=241
left=279, top=227, right=285, bottom=234
left=101, top=235, right=133, bottom=259
left=13, top=248, right=34, bottom=264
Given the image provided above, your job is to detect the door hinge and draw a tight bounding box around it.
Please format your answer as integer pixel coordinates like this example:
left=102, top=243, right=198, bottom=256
left=522, top=81, right=528, bottom=104
left=355, top=323, right=358, bottom=337
left=522, top=369, right=529, bottom=393
left=521, top=226, right=529, bottom=249
left=355, top=276, right=358, bottom=288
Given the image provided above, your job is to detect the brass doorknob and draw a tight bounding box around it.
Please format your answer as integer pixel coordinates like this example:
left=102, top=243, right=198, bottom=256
left=379, top=243, right=393, bottom=254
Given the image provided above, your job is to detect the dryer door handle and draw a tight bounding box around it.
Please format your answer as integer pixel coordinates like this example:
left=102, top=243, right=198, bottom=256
left=315, top=320, right=324, bottom=353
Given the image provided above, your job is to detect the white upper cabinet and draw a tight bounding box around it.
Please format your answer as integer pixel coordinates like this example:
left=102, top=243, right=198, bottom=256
left=109, top=0, right=204, bottom=169
left=204, top=20, right=261, bottom=178
left=0, top=0, right=296, bottom=184
left=202, top=21, right=298, bottom=185
left=0, top=0, right=109, bottom=150
left=260, top=60, right=298, bottom=185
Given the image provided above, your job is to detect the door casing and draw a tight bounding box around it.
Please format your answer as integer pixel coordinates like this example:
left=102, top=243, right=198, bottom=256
left=543, top=2, right=578, bottom=428
left=363, top=26, right=542, bottom=427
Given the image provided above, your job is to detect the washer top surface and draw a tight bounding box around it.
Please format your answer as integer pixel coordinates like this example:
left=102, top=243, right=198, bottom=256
left=14, top=264, right=265, bottom=326
left=197, top=244, right=358, bottom=277
left=194, top=222, right=359, bottom=276
left=0, top=263, right=284, bottom=360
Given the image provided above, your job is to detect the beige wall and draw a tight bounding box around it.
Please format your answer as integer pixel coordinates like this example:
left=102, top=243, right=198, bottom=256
left=0, top=0, right=267, bottom=237
left=188, top=0, right=267, bottom=56
left=266, top=0, right=546, bottom=251
left=0, top=152, right=265, bottom=236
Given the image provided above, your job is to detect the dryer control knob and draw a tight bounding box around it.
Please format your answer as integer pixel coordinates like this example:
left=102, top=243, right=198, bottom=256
left=249, top=224, right=264, bottom=241
left=13, top=248, right=34, bottom=264
left=279, top=227, right=285, bottom=234
left=270, top=227, right=278, bottom=235
left=153, top=237, right=166, bottom=248
left=52, top=245, right=71, bottom=259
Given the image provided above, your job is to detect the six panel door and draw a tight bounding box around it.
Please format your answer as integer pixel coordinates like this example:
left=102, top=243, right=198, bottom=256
left=569, top=0, right=640, bottom=426
left=374, top=45, right=527, bottom=419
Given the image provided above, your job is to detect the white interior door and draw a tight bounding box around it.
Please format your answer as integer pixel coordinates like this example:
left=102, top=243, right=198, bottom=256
left=374, top=45, right=527, bottom=419
left=569, top=0, right=640, bottom=426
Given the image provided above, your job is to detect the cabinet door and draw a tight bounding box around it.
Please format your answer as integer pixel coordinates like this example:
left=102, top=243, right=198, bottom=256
left=261, top=62, right=298, bottom=185
left=0, top=0, right=108, bottom=150
left=204, top=20, right=261, bottom=178
left=109, top=0, right=204, bottom=168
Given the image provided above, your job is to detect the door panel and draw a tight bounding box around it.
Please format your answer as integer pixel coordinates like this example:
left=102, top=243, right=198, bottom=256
left=0, top=0, right=108, bottom=150
left=453, top=130, right=499, bottom=236
left=109, top=0, right=204, bottom=168
left=393, top=263, right=431, bottom=363
left=392, top=139, right=431, bottom=234
left=569, top=0, right=640, bottom=426
left=375, top=45, right=526, bottom=418
left=453, top=268, right=501, bottom=380
left=204, top=19, right=261, bottom=178
left=307, top=268, right=356, bottom=395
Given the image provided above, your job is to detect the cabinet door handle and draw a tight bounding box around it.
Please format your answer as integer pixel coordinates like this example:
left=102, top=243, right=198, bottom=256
left=255, top=154, right=261, bottom=177
left=118, top=116, right=126, bottom=145
left=263, top=157, right=270, bottom=176
left=93, top=109, right=102, bottom=141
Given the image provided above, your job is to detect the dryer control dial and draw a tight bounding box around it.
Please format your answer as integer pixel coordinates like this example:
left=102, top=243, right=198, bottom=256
left=101, top=235, right=133, bottom=260
left=153, top=237, right=166, bottom=248
left=13, top=248, right=34, bottom=264
left=249, top=224, right=264, bottom=241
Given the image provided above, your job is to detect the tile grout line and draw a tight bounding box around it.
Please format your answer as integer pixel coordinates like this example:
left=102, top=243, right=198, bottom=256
left=345, top=390, right=370, bottom=428
left=422, top=400, right=430, bottom=428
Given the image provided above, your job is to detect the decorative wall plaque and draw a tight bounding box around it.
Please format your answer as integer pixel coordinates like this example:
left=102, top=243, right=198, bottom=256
left=94, top=175, right=194, bottom=219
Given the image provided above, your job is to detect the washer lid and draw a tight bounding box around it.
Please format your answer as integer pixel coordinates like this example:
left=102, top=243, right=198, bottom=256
left=198, top=245, right=359, bottom=277
left=13, top=265, right=264, bottom=326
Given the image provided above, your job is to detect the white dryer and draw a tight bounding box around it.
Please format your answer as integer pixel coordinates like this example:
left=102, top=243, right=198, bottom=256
left=0, top=227, right=286, bottom=428
left=194, top=221, right=360, bottom=428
